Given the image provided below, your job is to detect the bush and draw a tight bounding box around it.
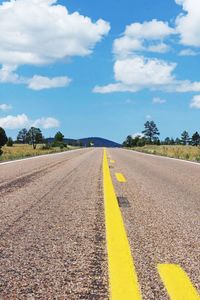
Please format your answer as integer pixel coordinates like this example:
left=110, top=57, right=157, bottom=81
left=51, top=141, right=67, bottom=148
left=0, top=148, right=3, bottom=156
left=41, top=143, right=51, bottom=150
left=7, top=137, right=14, bottom=147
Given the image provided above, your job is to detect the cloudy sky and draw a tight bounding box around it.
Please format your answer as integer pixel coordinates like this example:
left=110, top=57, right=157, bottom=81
left=0, top=0, right=199, bottom=142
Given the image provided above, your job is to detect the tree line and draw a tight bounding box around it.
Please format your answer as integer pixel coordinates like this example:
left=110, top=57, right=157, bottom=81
left=123, top=121, right=200, bottom=147
left=0, top=126, right=80, bottom=156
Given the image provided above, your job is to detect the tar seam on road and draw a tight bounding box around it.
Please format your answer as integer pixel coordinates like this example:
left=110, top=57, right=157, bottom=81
left=158, top=264, right=200, bottom=300
left=115, top=173, right=127, bottom=183
left=103, top=149, right=142, bottom=300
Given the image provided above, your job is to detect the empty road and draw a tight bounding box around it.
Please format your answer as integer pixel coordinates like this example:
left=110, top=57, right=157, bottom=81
left=0, top=148, right=199, bottom=299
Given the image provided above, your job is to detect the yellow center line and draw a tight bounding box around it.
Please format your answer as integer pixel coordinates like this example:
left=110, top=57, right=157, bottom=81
left=103, top=149, right=142, bottom=300
left=115, top=173, right=127, bottom=183
left=158, top=264, right=200, bottom=300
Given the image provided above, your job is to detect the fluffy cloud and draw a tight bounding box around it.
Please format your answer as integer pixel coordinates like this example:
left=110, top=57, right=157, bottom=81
left=0, top=0, right=110, bottom=88
left=113, top=20, right=174, bottom=57
left=94, top=56, right=176, bottom=93
left=0, top=66, right=71, bottom=90
left=190, top=95, right=200, bottom=108
left=0, top=103, right=12, bottom=111
left=28, top=75, right=71, bottom=90
left=0, top=114, right=60, bottom=129
left=114, top=57, right=175, bottom=86
left=152, top=97, right=166, bottom=104
left=125, top=20, right=174, bottom=40
left=0, top=65, right=23, bottom=84
left=32, top=117, right=60, bottom=129
left=93, top=55, right=200, bottom=94
left=176, top=0, right=200, bottom=47
left=0, top=0, right=110, bottom=66
left=179, top=49, right=199, bottom=56
left=132, top=132, right=144, bottom=138
left=0, top=114, right=29, bottom=129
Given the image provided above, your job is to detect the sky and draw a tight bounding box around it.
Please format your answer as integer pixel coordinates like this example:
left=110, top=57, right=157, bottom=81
left=0, top=0, right=200, bottom=143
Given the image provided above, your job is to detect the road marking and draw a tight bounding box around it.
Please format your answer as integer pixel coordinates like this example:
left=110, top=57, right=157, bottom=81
left=125, top=148, right=200, bottom=167
left=0, top=148, right=83, bottom=166
left=115, top=173, right=127, bottom=183
left=103, top=149, right=141, bottom=300
left=158, top=264, right=200, bottom=300
left=110, top=160, right=115, bottom=163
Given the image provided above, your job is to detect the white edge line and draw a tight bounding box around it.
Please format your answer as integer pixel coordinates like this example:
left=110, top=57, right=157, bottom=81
left=0, top=148, right=84, bottom=166
left=122, top=148, right=200, bottom=167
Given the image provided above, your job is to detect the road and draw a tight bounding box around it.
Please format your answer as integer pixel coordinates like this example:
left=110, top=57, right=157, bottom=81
left=0, top=148, right=199, bottom=299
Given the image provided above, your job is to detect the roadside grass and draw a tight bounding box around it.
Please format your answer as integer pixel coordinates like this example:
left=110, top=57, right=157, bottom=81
left=131, top=145, right=200, bottom=162
left=0, top=144, right=79, bottom=162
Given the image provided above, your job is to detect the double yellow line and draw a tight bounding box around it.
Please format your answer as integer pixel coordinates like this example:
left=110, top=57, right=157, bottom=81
left=103, top=149, right=200, bottom=300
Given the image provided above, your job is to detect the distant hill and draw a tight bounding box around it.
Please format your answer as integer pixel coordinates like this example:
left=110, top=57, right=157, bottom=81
left=46, top=137, right=121, bottom=148
left=79, top=137, right=121, bottom=147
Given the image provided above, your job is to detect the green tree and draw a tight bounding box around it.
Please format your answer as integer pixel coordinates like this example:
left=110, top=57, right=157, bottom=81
left=27, top=127, right=43, bottom=149
left=191, top=131, right=200, bottom=146
left=7, top=137, right=14, bottom=147
left=175, top=138, right=181, bottom=145
left=0, top=127, right=8, bottom=155
left=164, top=137, right=171, bottom=145
left=54, top=131, right=64, bottom=142
left=123, top=135, right=133, bottom=147
left=17, top=128, right=28, bottom=144
left=181, top=131, right=190, bottom=145
left=142, top=121, right=160, bottom=143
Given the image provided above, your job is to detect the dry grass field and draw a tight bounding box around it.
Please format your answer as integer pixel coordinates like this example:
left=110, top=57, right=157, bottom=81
left=0, top=144, right=77, bottom=162
left=132, top=145, right=200, bottom=162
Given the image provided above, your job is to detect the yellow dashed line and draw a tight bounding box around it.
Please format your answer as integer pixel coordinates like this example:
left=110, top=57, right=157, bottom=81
left=115, top=173, right=127, bottom=183
left=103, top=149, right=142, bottom=300
left=158, top=264, right=200, bottom=300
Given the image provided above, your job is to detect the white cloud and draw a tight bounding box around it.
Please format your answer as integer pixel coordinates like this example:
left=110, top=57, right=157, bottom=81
left=190, top=95, right=200, bottom=108
left=0, top=0, right=110, bottom=66
left=94, top=56, right=176, bottom=93
left=114, top=57, right=175, bottom=86
left=93, top=55, right=200, bottom=94
left=179, top=48, right=199, bottom=56
left=0, top=114, right=29, bottom=129
left=113, top=20, right=174, bottom=58
left=0, top=66, right=72, bottom=90
left=32, top=117, right=60, bottom=128
left=0, top=114, right=60, bottom=129
left=132, top=132, right=144, bottom=138
left=28, top=75, right=71, bottom=90
left=175, top=80, right=200, bottom=92
left=0, top=103, right=12, bottom=111
left=0, top=65, right=24, bottom=84
left=0, top=0, right=110, bottom=87
left=147, top=43, right=170, bottom=53
left=125, top=20, right=174, bottom=40
left=175, top=0, right=200, bottom=47
left=152, top=97, right=166, bottom=104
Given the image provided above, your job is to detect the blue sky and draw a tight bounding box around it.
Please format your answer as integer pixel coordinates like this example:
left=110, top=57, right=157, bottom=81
left=0, top=0, right=200, bottom=143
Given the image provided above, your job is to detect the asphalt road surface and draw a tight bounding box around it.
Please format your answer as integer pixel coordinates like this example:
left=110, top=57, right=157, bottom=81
left=0, top=148, right=199, bottom=299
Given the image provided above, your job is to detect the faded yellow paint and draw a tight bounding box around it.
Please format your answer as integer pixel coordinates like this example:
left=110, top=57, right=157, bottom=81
left=103, top=149, right=142, bottom=300
left=115, top=172, right=127, bottom=183
left=158, top=264, right=200, bottom=300
left=110, top=160, right=115, bottom=163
